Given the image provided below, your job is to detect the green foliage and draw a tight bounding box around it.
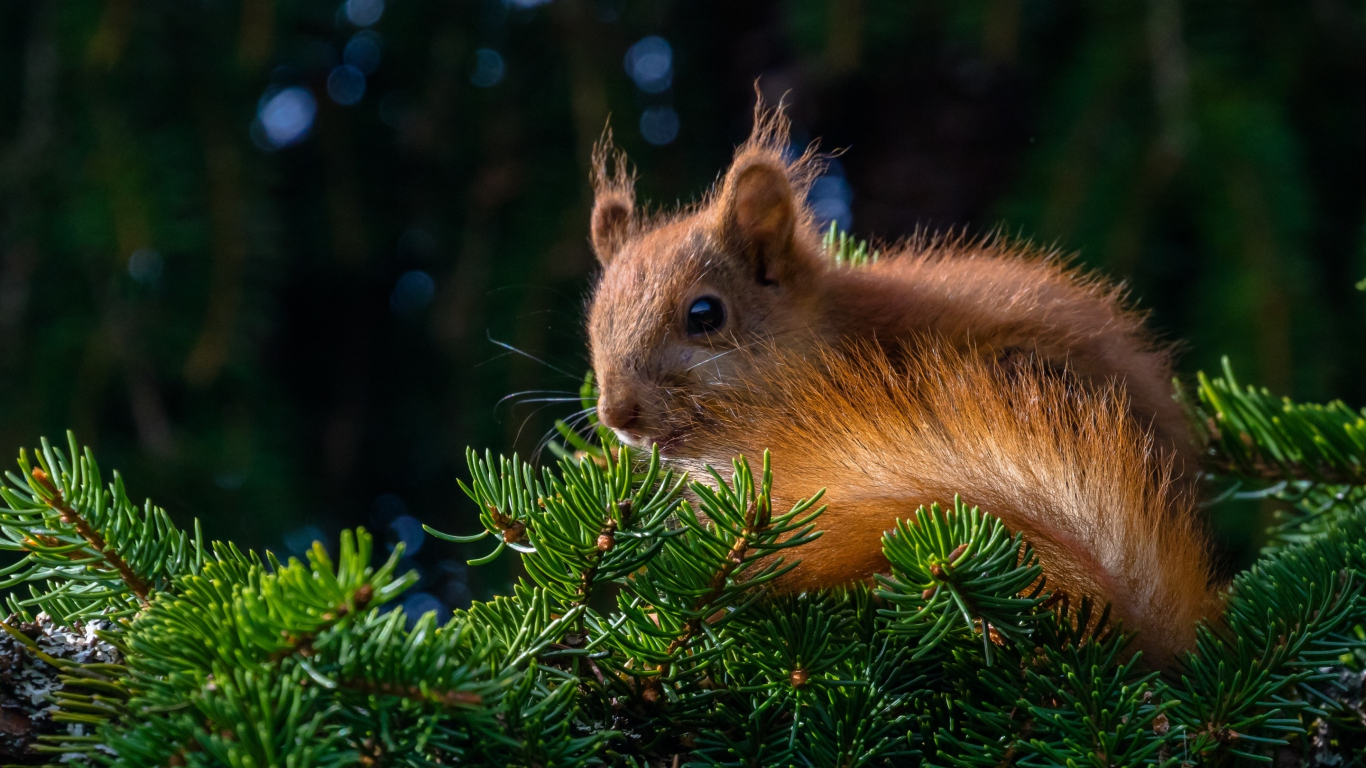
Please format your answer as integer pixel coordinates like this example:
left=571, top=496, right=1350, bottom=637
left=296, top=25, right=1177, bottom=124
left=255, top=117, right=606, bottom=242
left=433, top=444, right=684, bottom=602
left=936, top=601, right=1173, bottom=768
left=0, top=433, right=205, bottom=623
left=877, top=499, right=1044, bottom=664
left=824, top=221, right=881, bottom=267
left=589, top=452, right=823, bottom=676
left=1188, top=357, right=1366, bottom=484
left=5, top=362, right=1366, bottom=768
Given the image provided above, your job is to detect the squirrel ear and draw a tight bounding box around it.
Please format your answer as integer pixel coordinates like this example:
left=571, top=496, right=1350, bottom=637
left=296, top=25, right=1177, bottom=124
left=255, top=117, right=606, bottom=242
left=590, top=128, right=635, bottom=265
left=721, top=158, right=796, bottom=283
left=591, top=194, right=633, bottom=265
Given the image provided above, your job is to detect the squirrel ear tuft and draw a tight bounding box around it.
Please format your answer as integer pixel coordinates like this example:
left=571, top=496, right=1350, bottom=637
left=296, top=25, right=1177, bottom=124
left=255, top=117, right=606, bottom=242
left=721, top=158, right=797, bottom=282
left=590, top=127, right=635, bottom=265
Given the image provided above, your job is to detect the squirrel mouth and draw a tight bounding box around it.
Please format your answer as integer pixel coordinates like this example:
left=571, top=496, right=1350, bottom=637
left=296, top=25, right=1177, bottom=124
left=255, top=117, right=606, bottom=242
left=611, top=428, right=650, bottom=449
left=612, top=427, right=687, bottom=457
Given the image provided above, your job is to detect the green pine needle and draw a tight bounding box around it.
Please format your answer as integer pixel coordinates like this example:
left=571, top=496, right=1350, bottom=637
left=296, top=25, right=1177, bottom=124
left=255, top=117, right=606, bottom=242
left=876, top=497, right=1045, bottom=665
left=823, top=221, right=881, bottom=267
left=1190, top=357, right=1366, bottom=484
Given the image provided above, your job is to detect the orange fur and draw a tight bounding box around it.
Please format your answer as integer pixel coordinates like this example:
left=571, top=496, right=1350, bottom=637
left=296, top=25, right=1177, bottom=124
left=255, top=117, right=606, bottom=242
left=825, top=233, right=1195, bottom=476
left=585, top=98, right=1214, bottom=664
left=587, top=102, right=1195, bottom=473
left=671, top=343, right=1218, bottom=666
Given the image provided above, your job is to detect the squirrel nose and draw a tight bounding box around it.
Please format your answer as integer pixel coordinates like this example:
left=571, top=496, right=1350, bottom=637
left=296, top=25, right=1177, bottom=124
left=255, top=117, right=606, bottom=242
left=598, top=394, right=642, bottom=433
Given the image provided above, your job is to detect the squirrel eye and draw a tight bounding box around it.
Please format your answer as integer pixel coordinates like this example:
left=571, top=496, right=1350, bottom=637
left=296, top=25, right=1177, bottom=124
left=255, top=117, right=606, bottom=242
left=686, top=296, right=726, bottom=337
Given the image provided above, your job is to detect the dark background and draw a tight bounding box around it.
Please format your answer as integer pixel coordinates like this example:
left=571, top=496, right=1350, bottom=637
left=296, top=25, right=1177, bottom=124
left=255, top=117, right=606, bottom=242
left=1, top=0, right=1364, bottom=619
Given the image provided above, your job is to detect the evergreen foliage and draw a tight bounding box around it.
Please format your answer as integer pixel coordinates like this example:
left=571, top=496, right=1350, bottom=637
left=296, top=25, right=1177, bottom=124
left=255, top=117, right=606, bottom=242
left=0, top=391, right=1362, bottom=766
left=824, top=222, right=882, bottom=267
left=1189, top=358, right=1366, bottom=485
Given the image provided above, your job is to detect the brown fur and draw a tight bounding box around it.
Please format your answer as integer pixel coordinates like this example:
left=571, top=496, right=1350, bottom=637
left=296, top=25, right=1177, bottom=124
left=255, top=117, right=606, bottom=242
left=589, top=127, right=638, bottom=264
left=667, top=343, right=1217, bottom=666
left=584, top=99, right=1211, bottom=662
left=587, top=101, right=1194, bottom=471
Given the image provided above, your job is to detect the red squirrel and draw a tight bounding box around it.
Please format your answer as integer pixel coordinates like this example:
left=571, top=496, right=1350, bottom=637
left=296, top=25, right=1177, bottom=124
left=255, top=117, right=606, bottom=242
left=583, top=103, right=1216, bottom=664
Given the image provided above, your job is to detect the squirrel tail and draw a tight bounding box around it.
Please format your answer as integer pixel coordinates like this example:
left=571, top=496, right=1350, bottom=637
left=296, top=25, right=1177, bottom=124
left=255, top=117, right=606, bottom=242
left=671, top=341, right=1219, bottom=665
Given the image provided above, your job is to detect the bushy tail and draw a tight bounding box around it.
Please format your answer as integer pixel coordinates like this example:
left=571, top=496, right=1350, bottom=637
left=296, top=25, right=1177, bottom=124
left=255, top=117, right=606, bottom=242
left=671, top=341, right=1218, bottom=665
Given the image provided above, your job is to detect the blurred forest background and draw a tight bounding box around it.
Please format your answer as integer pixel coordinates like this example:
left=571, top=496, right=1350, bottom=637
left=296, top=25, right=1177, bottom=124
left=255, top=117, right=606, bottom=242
left=0, top=0, right=1364, bottom=619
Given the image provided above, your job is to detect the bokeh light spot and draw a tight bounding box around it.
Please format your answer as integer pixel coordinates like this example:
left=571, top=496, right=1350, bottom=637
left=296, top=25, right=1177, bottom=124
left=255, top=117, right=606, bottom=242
left=807, top=161, right=854, bottom=232
left=344, top=31, right=382, bottom=74
left=371, top=493, right=407, bottom=526
left=388, top=514, right=426, bottom=555
left=391, top=270, right=436, bottom=315
left=624, top=36, right=673, bottom=93
left=256, top=87, right=316, bottom=148
left=284, top=525, right=325, bottom=556
left=640, top=106, right=679, bottom=146
left=344, top=0, right=384, bottom=27
left=327, top=64, right=367, bottom=105
left=127, top=248, right=163, bottom=284
left=399, top=591, right=448, bottom=629
left=442, top=580, right=472, bottom=609
left=471, top=49, right=505, bottom=88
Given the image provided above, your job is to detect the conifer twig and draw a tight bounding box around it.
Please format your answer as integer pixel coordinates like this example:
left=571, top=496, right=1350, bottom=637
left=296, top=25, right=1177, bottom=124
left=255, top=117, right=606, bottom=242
left=647, top=498, right=764, bottom=700
left=269, top=584, right=377, bottom=662
left=574, top=499, right=631, bottom=609
left=29, top=467, right=151, bottom=605
left=339, top=678, right=483, bottom=707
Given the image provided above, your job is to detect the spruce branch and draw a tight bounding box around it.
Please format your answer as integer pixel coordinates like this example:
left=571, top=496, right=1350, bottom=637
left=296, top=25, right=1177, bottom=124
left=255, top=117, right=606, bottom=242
left=876, top=497, right=1045, bottom=665
left=936, top=601, right=1177, bottom=768
left=1171, top=498, right=1366, bottom=762
left=8, top=391, right=1366, bottom=766
left=591, top=451, right=825, bottom=705
left=125, top=529, right=413, bottom=681
left=1022, top=602, right=1175, bottom=767
left=0, top=433, right=204, bottom=624
left=477, top=669, right=607, bottom=768
left=691, top=588, right=926, bottom=766
left=26, top=467, right=150, bottom=605
left=1189, top=358, right=1366, bottom=484
left=1240, top=482, right=1366, bottom=552
left=99, top=665, right=344, bottom=768
left=338, top=677, right=485, bottom=707
left=317, top=609, right=521, bottom=764
left=432, top=445, right=684, bottom=614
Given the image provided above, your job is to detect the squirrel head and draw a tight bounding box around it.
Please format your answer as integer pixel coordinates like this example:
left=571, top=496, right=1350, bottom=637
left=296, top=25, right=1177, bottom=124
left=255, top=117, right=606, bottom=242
left=586, top=105, right=831, bottom=452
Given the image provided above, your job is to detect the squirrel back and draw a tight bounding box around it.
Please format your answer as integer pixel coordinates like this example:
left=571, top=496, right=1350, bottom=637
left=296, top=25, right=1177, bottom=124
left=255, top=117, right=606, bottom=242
left=586, top=102, right=1195, bottom=474
left=669, top=342, right=1217, bottom=666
